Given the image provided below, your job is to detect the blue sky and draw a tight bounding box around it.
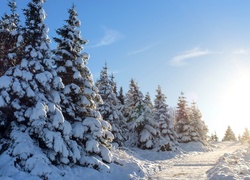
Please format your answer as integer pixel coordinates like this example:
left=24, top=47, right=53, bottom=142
left=2, top=0, right=250, bottom=139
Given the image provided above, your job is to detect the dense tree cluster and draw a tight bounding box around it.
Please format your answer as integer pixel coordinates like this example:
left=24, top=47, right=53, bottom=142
left=220, top=126, right=250, bottom=144
left=0, top=0, right=210, bottom=178
left=96, top=71, right=208, bottom=149
left=174, top=92, right=208, bottom=144
left=0, top=1, right=113, bottom=178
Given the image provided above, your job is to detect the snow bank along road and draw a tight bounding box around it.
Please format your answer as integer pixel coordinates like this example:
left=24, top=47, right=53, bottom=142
left=149, top=142, right=243, bottom=180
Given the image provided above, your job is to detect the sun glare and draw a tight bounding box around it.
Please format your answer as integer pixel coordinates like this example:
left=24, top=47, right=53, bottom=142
left=217, top=65, right=250, bottom=136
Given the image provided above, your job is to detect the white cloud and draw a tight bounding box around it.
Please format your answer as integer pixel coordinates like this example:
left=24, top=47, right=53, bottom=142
left=170, top=47, right=214, bottom=66
left=91, top=27, right=123, bottom=48
left=232, top=49, right=249, bottom=55
left=128, top=43, right=160, bottom=56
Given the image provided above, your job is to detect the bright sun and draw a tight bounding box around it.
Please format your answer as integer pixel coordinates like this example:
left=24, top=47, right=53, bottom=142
left=218, top=65, right=250, bottom=136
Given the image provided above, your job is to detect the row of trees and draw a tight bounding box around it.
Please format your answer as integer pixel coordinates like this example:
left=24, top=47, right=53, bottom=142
left=0, top=0, right=208, bottom=178
left=95, top=63, right=209, bottom=151
left=210, top=126, right=250, bottom=144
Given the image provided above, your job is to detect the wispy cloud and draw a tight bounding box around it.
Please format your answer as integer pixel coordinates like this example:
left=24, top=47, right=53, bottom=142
left=170, top=47, right=214, bottom=66
left=91, top=26, right=123, bottom=48
left=128, top=43, right=160, bottom=56
left=232, top=48, right=249, bottom=55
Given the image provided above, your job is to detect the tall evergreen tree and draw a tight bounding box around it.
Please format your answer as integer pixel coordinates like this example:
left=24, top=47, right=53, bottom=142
left=174, top=92, right=194, bottom=143
left=190, top=101, right=208, bottom=144
left=123, top=79, right=157, bottom=149
left=241, top=128, right=250, bottom=144
left=96, top=64, right=126, bottom=146
left=153, top=86, right=178, bottom=151
left=0, top=0, right=76, bottom=177
left=53, top=5, right=113, bottom=167
left=222, top=126, right=236, bottom=141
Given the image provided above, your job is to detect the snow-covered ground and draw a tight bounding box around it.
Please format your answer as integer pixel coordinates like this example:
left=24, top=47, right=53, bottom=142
left=207, top=143, right=250, bottom=180
left=0, top=141, right=248, bottom=180
left=150, top=141, right=243, bottom=179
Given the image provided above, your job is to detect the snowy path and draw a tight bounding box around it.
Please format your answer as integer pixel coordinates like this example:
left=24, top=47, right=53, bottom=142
left=149, top=142, right=243, bottom=180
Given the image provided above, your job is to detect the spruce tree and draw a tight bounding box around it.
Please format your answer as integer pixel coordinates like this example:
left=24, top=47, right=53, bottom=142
left=211, top=131, right=218, bottom=142
left=190, top=101, right=208, bottom=144
left=123, top=79, right=157, bottom=149
left=96, top=63, right=126, bottom=146
left=153, top=86, right=178, bottom=151
left=174, top=92, right=194, bottom=143
left=53, top=5, right=113, bottom=166
left=222, top=126, right=237, bottom=141
left=241, top=128, right=250, bottom=144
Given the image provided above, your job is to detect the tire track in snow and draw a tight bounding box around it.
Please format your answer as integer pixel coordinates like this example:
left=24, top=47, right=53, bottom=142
left=149, top=142, right=243, bottom=180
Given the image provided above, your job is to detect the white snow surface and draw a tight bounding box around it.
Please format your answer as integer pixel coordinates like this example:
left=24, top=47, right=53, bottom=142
left=207, top=142, right=250, bottom=180
left=0, top=141, right=248, bottom=179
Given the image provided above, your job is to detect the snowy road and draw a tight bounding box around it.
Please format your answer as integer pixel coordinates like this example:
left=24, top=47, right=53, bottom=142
left=149, top=142, right=243, bottom=180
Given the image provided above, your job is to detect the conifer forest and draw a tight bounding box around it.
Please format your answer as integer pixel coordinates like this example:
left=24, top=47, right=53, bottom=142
left=0, top=1, right=249, bottom=179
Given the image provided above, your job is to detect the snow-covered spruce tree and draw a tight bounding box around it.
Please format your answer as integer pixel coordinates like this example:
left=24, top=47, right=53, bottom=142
left=189, top=101, right=208, bottom=144
left=174, top=92, right=198, bottom=143
left=153, top=86, right=178, bottom=151
left=0, top=0, right=78, bottom=177
left=96, top=63, right=126, bottom=146
left=241, top=128, right=250, bottom=144
left=210, top=132, right=219, bottom=142
left=53, top=5, right=113, bottom=167
left=123, top=79, right=157, bottom=149
left=222, top=125, right=237, bottom=141
left=0, top=0, right=22, bottom=76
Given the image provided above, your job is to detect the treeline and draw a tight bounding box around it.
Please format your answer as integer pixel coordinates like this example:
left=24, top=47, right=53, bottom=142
left=0, top=0, right=208, bottom=178
left=211, top=126, right=250, bottom=144
left=95, top=63, right=209, bottom=150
